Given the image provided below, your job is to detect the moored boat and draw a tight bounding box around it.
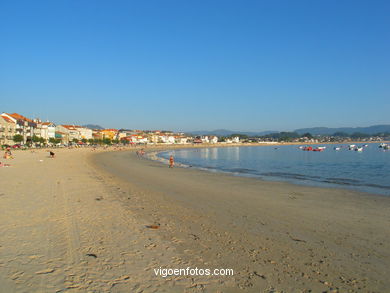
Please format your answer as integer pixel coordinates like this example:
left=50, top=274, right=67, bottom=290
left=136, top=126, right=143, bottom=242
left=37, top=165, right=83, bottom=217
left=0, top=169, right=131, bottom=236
left=355, top=147, right=363, bottom=152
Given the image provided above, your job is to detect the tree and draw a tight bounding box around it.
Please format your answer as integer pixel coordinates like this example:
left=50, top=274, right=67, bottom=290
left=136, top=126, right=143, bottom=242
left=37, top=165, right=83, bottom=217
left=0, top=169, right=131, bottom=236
left=81, top=138, right=87, bottom=144
left=103, top=138, right=111, bottom=145
left=32, top=135, right=41, bottom=143
left=230, top=134, right=248, bottom=139
left=88, top=138, right=94, bottom=144
left=72, top=138, right=79, bottom=143
left=333, top=132, right=349, bottom=137
left=13, top=134, right=23, bottom=143
left=301, top=132, right=313, bottom=139
left=351, top=132, right=369, bottom=139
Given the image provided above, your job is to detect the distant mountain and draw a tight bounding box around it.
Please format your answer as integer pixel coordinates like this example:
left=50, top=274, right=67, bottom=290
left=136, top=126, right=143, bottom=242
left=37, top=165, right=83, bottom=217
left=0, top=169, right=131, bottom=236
left=187, top=129, right=278, bottom=137
left=294, top=125, right=390, bottom=135
left=83, top=124, right=104, bottom=130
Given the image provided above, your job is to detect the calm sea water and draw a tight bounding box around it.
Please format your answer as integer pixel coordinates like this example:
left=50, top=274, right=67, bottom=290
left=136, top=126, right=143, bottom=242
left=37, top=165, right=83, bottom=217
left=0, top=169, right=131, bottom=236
left=158, top=143, right=390, bottom=196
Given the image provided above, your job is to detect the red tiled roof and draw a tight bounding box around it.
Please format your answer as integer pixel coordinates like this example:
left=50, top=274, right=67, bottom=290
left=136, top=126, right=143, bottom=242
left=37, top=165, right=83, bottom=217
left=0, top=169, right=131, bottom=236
left=9, top=113, right=33, bottom=123
left=61, top=125, right=77, bottom=130
left=102, top=129, right=118, bottom=132
left=1, top=116, right=15, bottom=123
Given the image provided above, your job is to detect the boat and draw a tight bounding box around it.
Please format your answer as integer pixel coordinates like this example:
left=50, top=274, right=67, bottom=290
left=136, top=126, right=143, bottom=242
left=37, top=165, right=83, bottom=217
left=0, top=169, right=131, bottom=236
left=312, top=148, right=324, bottom=152
left=302, top=146, right=313, bottom=151
left=317, top=146, right=326, bottom=150
left=379, top=143, right=388, bottom=148
left=355, top=147, right=363, bottom=152
left=349, top=144, right=356, bottom=150
left=334, top=147, right=341, bottom=151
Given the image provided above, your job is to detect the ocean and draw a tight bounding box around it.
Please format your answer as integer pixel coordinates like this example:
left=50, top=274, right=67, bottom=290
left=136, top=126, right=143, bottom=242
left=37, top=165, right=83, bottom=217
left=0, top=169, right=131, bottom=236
left=157, top=143, right=390, bottom=196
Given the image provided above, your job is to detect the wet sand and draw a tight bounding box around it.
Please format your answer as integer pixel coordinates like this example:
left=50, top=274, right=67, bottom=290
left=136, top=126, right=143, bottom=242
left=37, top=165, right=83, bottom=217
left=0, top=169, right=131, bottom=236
left=94, top=149, right=390, bottom=292
left=1, top=147, right=389, bottom=292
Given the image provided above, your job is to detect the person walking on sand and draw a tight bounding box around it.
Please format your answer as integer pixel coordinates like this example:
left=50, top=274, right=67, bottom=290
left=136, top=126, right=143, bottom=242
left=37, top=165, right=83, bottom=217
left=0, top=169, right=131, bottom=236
left=49, top=151, right=55, bottom=158
left=169, top=155, right=174, bottom=168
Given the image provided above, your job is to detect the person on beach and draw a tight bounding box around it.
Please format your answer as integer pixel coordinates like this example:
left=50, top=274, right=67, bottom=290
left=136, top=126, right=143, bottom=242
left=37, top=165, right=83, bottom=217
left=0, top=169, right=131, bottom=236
left=4, top=147, right=13, bottom=159
left=49, top=151, right=55, bottom=158
left=169, top=155, right=174, bottom=168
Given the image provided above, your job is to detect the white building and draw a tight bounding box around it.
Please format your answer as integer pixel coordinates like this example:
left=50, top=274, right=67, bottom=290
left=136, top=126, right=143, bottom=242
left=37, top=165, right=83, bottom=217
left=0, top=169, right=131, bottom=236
left=56, top=125, right=80, bottom=142
left=75, top=126, right=93, bottom=140
left=209, top=136, right=218, bottom=144
left=159, top=135, right=176, bottom=144
left=231, top=136, right=240, bottom=143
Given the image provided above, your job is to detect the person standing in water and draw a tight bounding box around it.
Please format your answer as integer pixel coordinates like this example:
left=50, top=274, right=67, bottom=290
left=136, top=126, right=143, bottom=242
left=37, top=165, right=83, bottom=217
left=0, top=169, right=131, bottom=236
left=169, top=155, right=174, bottom=168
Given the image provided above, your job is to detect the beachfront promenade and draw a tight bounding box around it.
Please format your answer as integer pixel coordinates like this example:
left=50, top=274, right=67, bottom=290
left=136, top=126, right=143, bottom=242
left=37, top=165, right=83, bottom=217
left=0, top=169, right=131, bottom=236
left=1, top=146, right=389, bottom=292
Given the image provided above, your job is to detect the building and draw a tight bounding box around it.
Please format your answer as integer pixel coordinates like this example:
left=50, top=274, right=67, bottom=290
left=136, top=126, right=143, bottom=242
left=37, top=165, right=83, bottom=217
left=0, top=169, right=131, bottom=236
left=75, top=126, right=93, bottom=140
left=0, top=115, right=16, bottom=145
left=56, top=125, right=81, bottom=143
left=100, top=129, right=118, bottom=140
left=2, top=113, right=36, bottom=144
left=209, top=136, right=218, bottom=144
left=33, top=119, right=56, bottom=142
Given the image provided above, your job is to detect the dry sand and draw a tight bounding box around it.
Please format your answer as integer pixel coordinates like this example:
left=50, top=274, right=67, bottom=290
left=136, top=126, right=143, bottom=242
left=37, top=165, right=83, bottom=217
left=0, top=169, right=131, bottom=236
left=1, top=146, right=390, bottom=292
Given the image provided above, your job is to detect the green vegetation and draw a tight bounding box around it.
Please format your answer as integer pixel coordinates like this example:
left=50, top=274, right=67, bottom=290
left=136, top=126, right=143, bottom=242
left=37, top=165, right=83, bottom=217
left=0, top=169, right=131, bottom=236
left=13, top=134, right=23, bottom=143
left=49, top=137, right=61, bottom=144
left=103, top=138, right=112, bottom=145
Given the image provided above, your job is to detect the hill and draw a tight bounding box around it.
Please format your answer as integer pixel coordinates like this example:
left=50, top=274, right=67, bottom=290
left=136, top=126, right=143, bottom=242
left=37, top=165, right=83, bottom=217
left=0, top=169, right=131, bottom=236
left=83, top=124, right=104, bottom=130
left=187, top=129, right=278, bottom=137
left=294, top=125, right=390, bottom=135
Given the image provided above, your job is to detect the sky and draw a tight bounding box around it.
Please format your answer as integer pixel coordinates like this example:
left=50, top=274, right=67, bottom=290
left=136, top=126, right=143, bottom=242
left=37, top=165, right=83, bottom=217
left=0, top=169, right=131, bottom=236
left=0, top=0, right=389, bottom=132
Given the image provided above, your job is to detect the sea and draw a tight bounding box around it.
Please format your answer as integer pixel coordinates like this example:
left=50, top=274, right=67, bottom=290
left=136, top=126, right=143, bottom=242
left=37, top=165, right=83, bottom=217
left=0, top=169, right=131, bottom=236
left=157, top=143, right=390, bottom=196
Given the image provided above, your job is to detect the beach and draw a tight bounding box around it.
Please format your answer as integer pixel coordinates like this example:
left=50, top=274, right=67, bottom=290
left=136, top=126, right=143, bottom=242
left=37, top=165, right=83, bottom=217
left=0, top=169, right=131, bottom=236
left=1, top=147, right=390, bottom=292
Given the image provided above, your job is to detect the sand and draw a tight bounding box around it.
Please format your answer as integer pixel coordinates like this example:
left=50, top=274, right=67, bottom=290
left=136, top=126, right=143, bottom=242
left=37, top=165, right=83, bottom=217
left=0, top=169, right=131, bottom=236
left=1, top=146, right=390, bottom=292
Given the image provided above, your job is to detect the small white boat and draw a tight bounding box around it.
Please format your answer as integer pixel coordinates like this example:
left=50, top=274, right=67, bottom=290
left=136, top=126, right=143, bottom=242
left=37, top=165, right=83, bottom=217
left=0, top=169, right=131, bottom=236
left=334, top=147, right=341, bottom=151
left=379, top=143, right=388, bottom=148
left=355, top=147, right=363, bottom=152
left=317, top=146, right=326, bottom=150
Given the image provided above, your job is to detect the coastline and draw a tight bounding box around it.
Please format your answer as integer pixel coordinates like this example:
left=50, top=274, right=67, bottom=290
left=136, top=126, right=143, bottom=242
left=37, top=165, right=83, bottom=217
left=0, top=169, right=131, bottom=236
left=146, top=142, right=390, bottom=197
left=92, top=149, right=390, bottom=292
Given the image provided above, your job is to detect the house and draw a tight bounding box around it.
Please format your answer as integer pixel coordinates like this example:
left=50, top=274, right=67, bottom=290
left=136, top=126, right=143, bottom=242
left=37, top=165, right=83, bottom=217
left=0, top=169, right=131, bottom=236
left=209, top=136, right=218, bottom=144
left=54, top=131, right=69, bottom=144
left=33, top=119, right=56, bottom=142
left=0, top=115, right=16, bottom=145
left=201, top=136, right=210, bottom=143
left=100, top=129, right=118, bottom=140
left=159, top=135, right=176, bottom=144
left=56, top=125, right=81, bottom=143
left=231, top=136, right=240, bottom=143
left=122, top=134, right=149, bottom=144
left=75, top=126, right=93, bottom=140
left=92, top=130, right=103, bottom=140
left=175, top=136, right=189, bottom=144
left=43, top=122, right=56, bottom=139
left=2, top=113, right=36, bottom=144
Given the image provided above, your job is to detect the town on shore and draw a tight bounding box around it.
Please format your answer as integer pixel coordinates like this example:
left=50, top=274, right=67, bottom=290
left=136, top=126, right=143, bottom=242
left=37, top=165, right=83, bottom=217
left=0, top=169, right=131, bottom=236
left=1, top=112, right=389, bottom=148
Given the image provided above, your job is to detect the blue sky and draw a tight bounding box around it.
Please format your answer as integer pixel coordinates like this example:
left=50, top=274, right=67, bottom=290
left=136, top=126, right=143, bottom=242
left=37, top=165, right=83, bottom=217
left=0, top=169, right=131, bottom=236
left=0, top=0, right=389, bottom=131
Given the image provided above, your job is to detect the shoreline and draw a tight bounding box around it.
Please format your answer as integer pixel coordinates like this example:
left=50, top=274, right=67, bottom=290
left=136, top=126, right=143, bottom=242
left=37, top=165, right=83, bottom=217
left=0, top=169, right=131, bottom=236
left=92, top=149, right=390, bottom=292
left=145, top=143, right=390, bottom=197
